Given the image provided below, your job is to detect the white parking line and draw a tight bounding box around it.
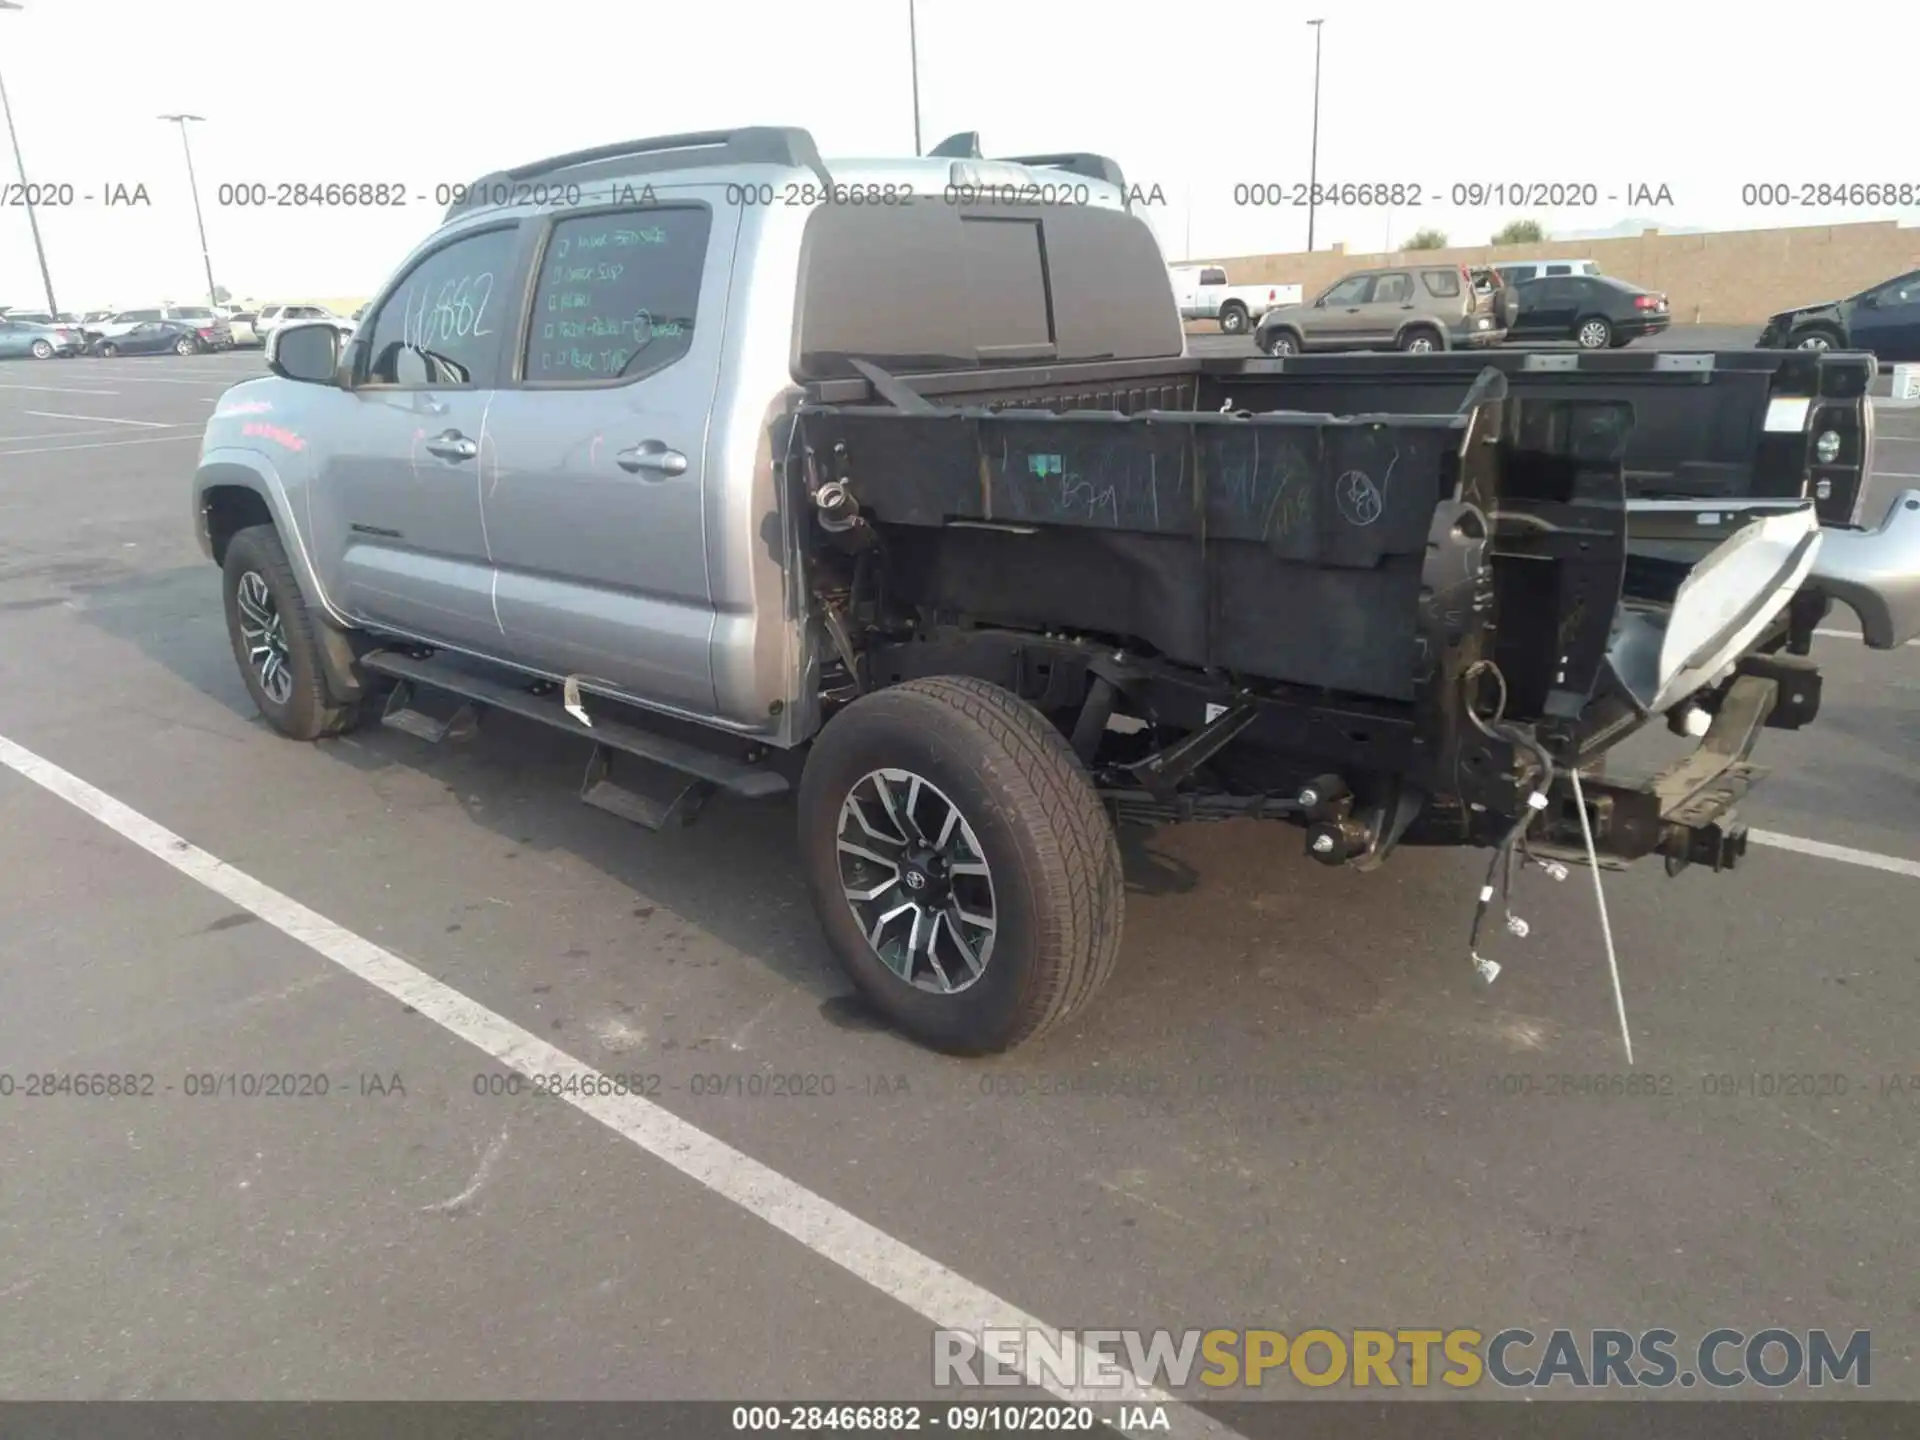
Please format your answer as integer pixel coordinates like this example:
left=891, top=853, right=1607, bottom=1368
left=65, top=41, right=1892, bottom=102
left=0, top=730, right=1240, bottom=1440
left=0, top=383, right=121, bottom=395
left=0, top=422, right=201, bottom=442
left=77, top=373, right=254, bottom=387
left=1872, top=472, right=1920, bottom=480
left=23, top=410, right=173, bottom=429
left=1749, top=829, right=1920, bottom=880
left=0, top=433, right=201, bottom=456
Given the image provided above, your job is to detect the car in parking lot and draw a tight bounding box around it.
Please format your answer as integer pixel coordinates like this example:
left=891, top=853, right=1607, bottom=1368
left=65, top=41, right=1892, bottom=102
left=0, top=314, right=85, bottom=358
left=1505, top=273, right=1670, bottom=349
left=1758, top=269, right=1920, bottom=361
left=1168, top=265, right=1303, bottom=335
left=1255, top=264, right=1513, bottom=355
left=2, top=308, right=83, bottom=327
left=255, top=303, right=354, bottom=345
left=161, top=305, right=234, bottom=350
left=90, top=319, right=208, bottom=357
left=1489, top=258, right=1601, bottom=285
left=221, top=310, right=260, bottom=346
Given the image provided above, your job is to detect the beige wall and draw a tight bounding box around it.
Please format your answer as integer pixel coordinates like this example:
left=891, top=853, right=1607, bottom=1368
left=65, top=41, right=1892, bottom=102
left=1187, top=220, right=1920, bottom=325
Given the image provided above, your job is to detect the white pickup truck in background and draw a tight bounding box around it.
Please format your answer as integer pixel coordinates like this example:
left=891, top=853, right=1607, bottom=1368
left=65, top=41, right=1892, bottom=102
left=1169, top=264, right=1304, bottom=335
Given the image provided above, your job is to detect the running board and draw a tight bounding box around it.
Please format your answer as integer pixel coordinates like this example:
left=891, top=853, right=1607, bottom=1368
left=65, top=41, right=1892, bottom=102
left=580, top=746, right=713, bottom=831
left=380, top=679, right=481, bottom=743
left=358, top=650, right=791, bottom=807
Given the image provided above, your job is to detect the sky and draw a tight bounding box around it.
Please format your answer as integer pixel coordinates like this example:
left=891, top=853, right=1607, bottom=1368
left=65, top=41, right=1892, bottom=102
left=1, top=0, right=1916, bottom=311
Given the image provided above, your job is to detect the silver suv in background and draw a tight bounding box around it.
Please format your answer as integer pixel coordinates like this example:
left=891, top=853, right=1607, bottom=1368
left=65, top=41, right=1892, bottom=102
left=1255, top=264, right=1513, bottom=355
left=255, top=303, right=353, bottom=345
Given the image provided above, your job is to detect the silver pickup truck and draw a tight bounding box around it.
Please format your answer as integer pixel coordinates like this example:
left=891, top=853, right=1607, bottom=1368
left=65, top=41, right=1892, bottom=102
left=193, top=126, right=1920, bottom=1056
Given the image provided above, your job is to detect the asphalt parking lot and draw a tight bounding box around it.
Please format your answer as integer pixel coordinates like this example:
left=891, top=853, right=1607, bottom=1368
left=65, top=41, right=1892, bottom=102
left=0, top=345, right=1917, bottom=1425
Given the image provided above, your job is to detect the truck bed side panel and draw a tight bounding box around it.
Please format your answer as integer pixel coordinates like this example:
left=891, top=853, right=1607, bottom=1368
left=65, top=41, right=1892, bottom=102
left=808, top=408, right=1463, bottom=701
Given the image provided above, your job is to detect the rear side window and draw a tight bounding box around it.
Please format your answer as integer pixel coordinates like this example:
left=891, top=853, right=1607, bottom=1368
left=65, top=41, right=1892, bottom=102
left=1199, top=267, right=1228, bottom=286
left=361, top=224, right=520, bottom=387
left=524, top=205, right=711, bottom=384
left=1420, top=269, right=1460, bottom=298
left=1543, top=264, right=1572, bottom=277
left=1371, top=272, right=1413, bottom=304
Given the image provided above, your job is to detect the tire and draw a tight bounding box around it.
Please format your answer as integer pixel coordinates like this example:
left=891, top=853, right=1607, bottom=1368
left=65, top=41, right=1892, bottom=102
left=221, top=525, right=362, bottom=740
left=1218, top=303, right=1249, bottom=335
left=1575, top=316, right=1613, bottom=350
left=798, top=675, right=1125, bottom=1054
left=1261, top=328, right=1301, bottom=356
left=98, top=342, right=118, bottom=357
left=29, top=339, right=52, bottom=359
left=1790, top=325, right=1840, bottom=352
left=1396, top=326, right=1443, bottom=353
left=175, top=335, right=198, bottom=355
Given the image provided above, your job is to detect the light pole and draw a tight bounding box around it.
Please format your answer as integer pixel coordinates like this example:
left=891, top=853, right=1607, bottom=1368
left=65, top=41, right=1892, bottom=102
left=1305, top=18, right=1324, bottom=253
left=908, top=0, right=923, bottom=156
left=0, top=0, right=57, bottom=314
left=159, top=113, right=220, bottom=311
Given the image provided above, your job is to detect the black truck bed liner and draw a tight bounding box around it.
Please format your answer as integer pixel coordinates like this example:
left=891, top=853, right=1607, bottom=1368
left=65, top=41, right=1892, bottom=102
left=805, top=347, right=1875, bottom=526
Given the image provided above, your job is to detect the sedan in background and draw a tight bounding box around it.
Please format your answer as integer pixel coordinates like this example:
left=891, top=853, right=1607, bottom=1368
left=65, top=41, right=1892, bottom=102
left=0, top=314, right=86, bottom=358
left=88, top=319, right=206, bottom=357
left=1505, top=274, right=1670, bottom=349
left=1758, top=269, right=1920, bottom=362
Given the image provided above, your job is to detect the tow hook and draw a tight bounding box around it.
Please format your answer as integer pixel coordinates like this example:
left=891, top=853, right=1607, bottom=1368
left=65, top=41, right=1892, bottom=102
left=1300, top=775, right=1372, bottom=865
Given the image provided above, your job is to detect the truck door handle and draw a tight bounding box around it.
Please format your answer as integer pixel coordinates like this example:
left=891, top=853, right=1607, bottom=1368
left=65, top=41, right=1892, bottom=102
left=617, top=441, right=688, bottom=477
left=424, top=430, right=478, bottom=461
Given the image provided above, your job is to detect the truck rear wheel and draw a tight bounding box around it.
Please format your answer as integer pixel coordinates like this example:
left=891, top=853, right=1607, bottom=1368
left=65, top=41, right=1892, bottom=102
left=221, top=525, right=362, bottom=741
left=1218, top=303, right=1249, bottom=335
left=798, top=676, right=1125, bottom=1054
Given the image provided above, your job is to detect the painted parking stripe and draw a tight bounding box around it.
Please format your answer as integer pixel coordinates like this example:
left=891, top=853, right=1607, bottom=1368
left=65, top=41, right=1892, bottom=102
left=1748, top=829, right=1920, bottom=880
left=0, top=433, right=202, bottom=456
left=0, top=383, right=121, bottom=395
left=23, top=410, right=173, bottom=429
left=0, top=731, right=1242, bottom=1439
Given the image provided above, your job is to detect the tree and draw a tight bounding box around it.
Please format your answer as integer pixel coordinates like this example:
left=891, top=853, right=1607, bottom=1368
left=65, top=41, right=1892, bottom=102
left=1405, top=227, right=1448, bottom=251
left=1491, top=219, right=1546, bottom=246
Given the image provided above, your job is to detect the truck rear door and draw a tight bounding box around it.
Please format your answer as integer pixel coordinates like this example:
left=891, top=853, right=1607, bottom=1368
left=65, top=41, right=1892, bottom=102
left=480, top=196, right=736, bottom=717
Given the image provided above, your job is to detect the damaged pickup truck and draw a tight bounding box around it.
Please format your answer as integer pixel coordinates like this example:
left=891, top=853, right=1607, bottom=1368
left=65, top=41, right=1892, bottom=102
left=192, top=127, right=1920, bottom=1054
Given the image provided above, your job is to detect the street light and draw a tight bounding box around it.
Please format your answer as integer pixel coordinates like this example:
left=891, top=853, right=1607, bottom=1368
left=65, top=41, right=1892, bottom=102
left=908, top=0, right=923, bottom=156
left=0, top=0, right=58, bottom=314
left=159, top=113, right=221, bottom=311
left=1305, top=18, right=1324, bottom=253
